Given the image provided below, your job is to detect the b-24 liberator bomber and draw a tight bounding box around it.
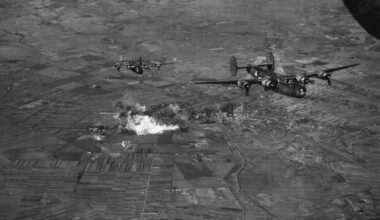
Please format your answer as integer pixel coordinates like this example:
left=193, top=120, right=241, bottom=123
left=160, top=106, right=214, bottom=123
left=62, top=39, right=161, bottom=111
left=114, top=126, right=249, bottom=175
left=114, top=56, right=177, bottom=75
left=193, top=53, right=360, bottom=98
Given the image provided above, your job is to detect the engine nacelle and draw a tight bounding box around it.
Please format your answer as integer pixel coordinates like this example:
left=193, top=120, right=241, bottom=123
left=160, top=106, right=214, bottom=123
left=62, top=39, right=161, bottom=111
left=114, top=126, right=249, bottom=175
left=245, top=64, right=252, bottom=73
left=237, top=80, right=251, bottom=90
left=317, top=71, right=330, bottom=80
left=115, top=62, right=122, bottom=71
left=142, top=64, right=151, bottom=70
left=261, top=78, right=277, bottom=89
left=296, top=75, right=310, bottom=85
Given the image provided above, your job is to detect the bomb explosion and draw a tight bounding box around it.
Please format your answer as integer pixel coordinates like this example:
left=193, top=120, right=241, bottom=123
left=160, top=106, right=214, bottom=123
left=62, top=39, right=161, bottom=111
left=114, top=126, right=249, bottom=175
left=125, top=112, right=179, bottom=135
left=115, top=103, right=180, bottom=135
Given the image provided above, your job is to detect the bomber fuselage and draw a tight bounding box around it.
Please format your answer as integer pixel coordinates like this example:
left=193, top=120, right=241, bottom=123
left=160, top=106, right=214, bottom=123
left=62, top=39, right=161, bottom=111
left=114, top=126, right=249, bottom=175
left=248, top=66, right=306, bottom=98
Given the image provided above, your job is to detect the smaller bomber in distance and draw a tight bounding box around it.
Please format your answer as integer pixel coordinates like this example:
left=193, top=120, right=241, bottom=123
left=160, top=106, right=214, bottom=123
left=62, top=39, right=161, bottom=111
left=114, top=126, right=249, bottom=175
left=193, top=52, right=360, bottom=98
left=114, top=56, right=178, bottom=75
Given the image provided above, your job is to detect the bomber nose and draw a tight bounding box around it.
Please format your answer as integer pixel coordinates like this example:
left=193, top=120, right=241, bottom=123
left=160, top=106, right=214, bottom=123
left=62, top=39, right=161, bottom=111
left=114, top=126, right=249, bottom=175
left=269, top=81, right=276, bottom=89
left=296, top=86, right=306, bottom=98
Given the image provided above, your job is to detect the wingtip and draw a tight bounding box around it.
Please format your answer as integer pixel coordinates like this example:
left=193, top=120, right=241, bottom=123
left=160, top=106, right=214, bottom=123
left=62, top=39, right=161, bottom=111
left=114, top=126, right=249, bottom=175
left=190, top=80, right=202, bottom=85
left=348, top=63, right=360, bottom=67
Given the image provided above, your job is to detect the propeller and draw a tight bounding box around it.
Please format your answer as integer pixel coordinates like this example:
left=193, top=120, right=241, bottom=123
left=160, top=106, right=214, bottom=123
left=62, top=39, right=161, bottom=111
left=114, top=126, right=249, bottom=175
left=295, top=75, right=310, bottom=85
left=114, top=55, right=123, bottom=71
left=261, top=78, right=278, bottom=90
left=327, top=76, right=331, bottom=86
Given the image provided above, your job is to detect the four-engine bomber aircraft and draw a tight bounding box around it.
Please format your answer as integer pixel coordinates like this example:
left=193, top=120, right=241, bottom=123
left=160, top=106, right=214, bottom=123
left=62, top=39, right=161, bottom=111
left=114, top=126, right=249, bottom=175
left=193, top=53, right=360, bottom=98
left=114, top=56, right=177, bottom=75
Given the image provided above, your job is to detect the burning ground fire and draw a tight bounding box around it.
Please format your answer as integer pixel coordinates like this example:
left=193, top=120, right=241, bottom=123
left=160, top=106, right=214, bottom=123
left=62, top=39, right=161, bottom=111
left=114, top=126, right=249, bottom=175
left=117, top=103, right=179, bottom=135
left=125, top=113, right=179, bottom=135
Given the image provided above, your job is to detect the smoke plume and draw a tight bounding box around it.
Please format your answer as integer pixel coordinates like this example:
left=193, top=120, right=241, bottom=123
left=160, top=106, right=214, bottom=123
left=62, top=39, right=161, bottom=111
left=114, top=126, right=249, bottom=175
left=125, top=112, right=179, bottom=135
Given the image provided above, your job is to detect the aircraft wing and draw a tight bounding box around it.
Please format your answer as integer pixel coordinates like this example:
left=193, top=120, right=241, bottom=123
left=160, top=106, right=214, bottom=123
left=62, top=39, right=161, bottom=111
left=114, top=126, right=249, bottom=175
left=322, top=63, right=360, bottom=73
left=306, top=63, right=360, bottom=77
left=151, top=61, right=178, bottom=66
left=192, top=79, right=259, bottom=85
left=192, top=79, right=259, bottom=96
left=193, top=80, right=238, bottom=85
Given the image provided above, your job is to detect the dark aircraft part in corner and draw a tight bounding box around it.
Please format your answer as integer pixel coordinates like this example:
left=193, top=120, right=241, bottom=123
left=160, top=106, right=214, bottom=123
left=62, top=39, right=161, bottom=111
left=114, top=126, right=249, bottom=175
left=273, top=84, right=306, bottom=98
left=343, top=0, right=380, bottom=39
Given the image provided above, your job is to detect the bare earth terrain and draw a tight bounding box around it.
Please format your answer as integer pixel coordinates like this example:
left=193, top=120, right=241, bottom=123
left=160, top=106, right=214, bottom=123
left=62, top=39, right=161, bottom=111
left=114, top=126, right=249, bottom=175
left=0, top=0, right=379, bottom=219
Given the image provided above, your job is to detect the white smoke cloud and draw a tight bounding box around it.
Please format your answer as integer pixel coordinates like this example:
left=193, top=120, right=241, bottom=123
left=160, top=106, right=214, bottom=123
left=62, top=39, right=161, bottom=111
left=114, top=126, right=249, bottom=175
left=169, top=103, right=181, bottom=114
left=125, top=113, right=179, bottom=135
left=134, top=103, right=146, bottom=112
